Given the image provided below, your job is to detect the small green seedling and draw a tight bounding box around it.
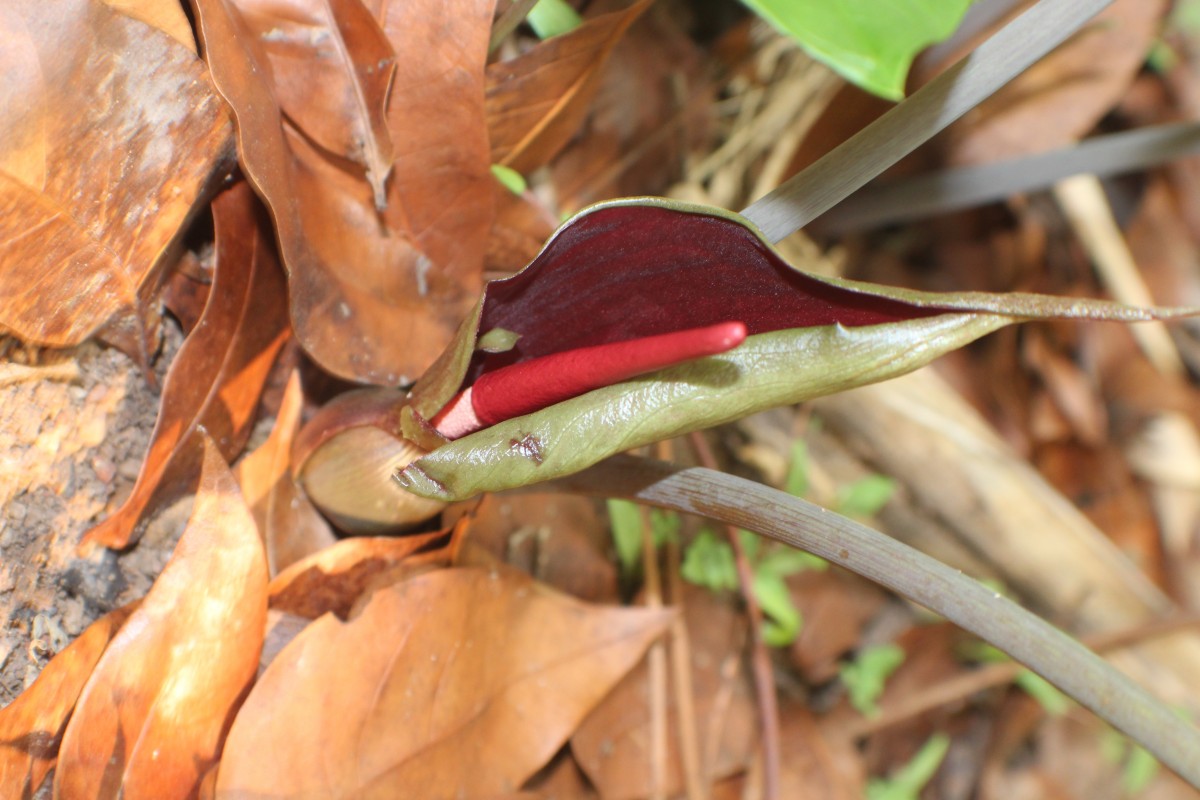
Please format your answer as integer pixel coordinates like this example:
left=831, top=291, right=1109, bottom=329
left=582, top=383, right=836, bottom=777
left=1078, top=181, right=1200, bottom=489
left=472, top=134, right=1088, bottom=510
left=1101, top=727, right=1161, bottom=796
left=840, top=643, right=906, bottom=718
left=866, top=733, right=951, bottom=800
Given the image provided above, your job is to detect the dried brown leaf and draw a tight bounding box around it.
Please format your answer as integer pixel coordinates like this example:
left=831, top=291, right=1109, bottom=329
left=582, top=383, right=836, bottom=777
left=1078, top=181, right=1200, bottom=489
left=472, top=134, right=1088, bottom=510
left=234, top=370, right=336, bottom=575
left=486, top=0, right=650, bottom=174
left=944, top=0, right=1168, bottom=164
left=55, top=439, right=268, bottom=799
left=83, top=182, right=290, bottom=549
left=572, top=585, right=756, bottom=797
left=486, top=184, right=557, bottom=274
left=0, top=604, right=136, bottom=800
left=0, top=0, right=232, bottom=358
left=267, top=528, right=451, bottom=619
left=234, top=0, right=396, bottom=201
left=217, top=567, right=672, bottom=798
left=101, top=0, right=197, bottom=51
left=193, top=0, right=495, bottom=383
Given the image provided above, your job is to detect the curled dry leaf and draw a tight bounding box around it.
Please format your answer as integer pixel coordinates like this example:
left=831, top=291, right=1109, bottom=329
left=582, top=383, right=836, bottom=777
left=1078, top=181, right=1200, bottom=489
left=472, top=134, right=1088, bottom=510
left=55, top=438, right=268, bottom=799
left=267, top=527, right=452, bottom=619
left=234, top=370, right=336, bottom=575
left=232, top=0, right=396, bottom=203
left=0, top=604, right=136, bottom=800
left=486, top=0, right=651, bottom=174
left=83, top=182, right=290, bottom=549
left=216, top=567, right=673, bottom=799
left=0, top=0, right=232, bottom=359
left=193, top=0, right=495, bottom=383
left=396, top=199, right=1193, bottom=503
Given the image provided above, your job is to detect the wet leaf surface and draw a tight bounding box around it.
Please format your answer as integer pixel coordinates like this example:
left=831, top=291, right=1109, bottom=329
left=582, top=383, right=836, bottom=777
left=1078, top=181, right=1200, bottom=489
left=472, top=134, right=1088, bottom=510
left=0, top=0, right=232, bottom=358
left=83, top=182, right=289, bottom=549
left=55, top=439, right=268, bottom=798
left=217, top=567, right=672, bottom=798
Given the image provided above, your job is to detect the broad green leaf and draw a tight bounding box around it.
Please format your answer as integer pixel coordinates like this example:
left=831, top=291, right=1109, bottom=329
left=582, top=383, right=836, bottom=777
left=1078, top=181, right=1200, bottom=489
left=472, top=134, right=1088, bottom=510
left=739, top=0, right=973, bottom=100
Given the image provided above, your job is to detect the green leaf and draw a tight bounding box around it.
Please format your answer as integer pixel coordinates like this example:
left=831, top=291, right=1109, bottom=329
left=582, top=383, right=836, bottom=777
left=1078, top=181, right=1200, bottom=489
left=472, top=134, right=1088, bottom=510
left=680, top=529, right=738, bottom=591
left=738, top=0, right=973, bottom=101
left=736, top=528, right=762, bottom=562
left=841, top=643, right=905, bottom=718
left=753, top=571, right=802, bottom=646
left=756, top=546, right=827, bottom=577
left=1014, top=670, right=1071, bottom=717
left=649, top=509, right=681, bottom=546
left=1122, top=743, right=1160, bottom=794
left=784, top=440, right=809, bottom=497
left=837, top=473, right=895, bottom=518
left=490, top=163, right=527, bottom=196
left=963, top=641, right=1071, bottom=716
left=607, top=498, right=644, bottom=578
left=526, top=0, right=583, bottom=39
left=476, top=326, right=522, bottom=353
left=866, top=733, right=951, bottom=800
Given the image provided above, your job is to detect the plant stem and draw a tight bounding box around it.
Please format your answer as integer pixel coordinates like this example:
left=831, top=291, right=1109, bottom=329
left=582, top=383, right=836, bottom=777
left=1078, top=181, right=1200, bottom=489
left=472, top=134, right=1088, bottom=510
left=688, top=432, right=780, bottom=800
left=742, top=0, right=1116, bottom=241
left=555, top=455, right=1200, bottom=789
left=815, top=122, right=1200, bottom=234
left=639, top=505, right=668, bottom=800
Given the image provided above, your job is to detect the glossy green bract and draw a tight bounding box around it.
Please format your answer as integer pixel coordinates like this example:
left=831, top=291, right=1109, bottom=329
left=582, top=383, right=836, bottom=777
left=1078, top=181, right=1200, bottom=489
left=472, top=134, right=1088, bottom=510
left=742, top=0, right=973, bottom=100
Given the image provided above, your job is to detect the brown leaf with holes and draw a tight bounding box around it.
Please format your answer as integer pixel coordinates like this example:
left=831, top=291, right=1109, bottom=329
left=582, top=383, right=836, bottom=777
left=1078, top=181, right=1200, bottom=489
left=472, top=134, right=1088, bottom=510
left=55, top=439, right=268, bottom=799
left=234, top=370, right=336, bottom=576
left=233, top=0, right=396, bottom=202
left=83, top=181, right=289, bottom=550
left=217, top=567, right=672, bottom=798
left=0, top=0, right=232, bottom=359
left=192, top=0, right=495, bottom=384
left=486, top=0, right=650, bottom=174
left=268, top=528, right=451, bottom=619
left=0, top=604, right=136, bottom=799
